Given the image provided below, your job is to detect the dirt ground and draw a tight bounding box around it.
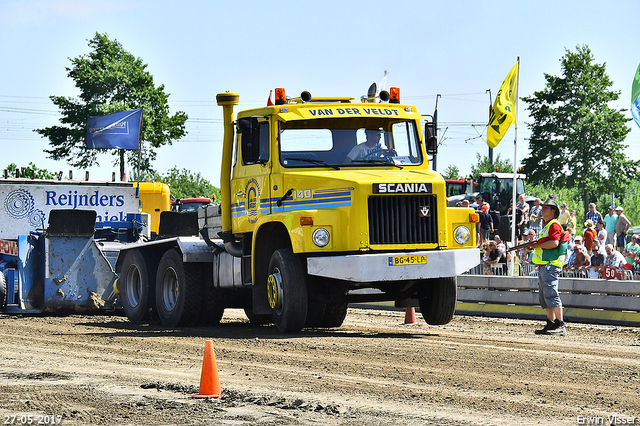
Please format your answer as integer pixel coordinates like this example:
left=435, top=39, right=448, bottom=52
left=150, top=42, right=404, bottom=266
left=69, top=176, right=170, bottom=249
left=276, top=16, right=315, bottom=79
left=1, top=308, right=639, bottom=426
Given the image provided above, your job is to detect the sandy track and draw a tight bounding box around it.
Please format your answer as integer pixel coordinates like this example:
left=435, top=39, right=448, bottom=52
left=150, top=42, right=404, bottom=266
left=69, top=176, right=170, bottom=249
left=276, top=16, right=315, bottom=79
left=1, top=308, right=639, bottom=425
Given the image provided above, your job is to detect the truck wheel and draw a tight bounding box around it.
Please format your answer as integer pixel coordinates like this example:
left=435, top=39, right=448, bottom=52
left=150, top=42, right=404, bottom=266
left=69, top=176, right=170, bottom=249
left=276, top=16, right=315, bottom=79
left=120, top=250, right=154, bottom=324
left=0, top=272, right=6, bottom=309
left=155, top=249, right=204, bottom=327
left=267, top=249, right=308, bottom=332
left=304, top=298, right=326, bottom=328
left=418, top=277, right=457, bottom=325
left=320, top=303, right=348, bottom=328
left=243, top=307, right=273, bottom=325
left=199, top=266, right=225, bottom=326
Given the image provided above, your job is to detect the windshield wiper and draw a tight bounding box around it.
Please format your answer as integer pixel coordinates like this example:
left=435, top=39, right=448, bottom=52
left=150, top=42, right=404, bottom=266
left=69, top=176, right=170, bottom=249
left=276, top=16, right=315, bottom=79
left=351, top=159, right=403, bottom=169
left=285, top=157, right=340, bottom=170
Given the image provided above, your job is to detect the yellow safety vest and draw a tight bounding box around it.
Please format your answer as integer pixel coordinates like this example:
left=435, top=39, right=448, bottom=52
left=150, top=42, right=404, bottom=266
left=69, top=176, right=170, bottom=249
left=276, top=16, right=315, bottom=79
left=532, top=219, right=566, bottom=267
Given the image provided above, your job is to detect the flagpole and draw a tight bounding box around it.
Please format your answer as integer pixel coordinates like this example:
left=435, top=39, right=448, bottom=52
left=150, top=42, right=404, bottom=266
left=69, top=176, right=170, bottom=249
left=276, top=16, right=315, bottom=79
left=510, top=57, right=520, bottom=275
left=137, top=109, right=143, bottom=197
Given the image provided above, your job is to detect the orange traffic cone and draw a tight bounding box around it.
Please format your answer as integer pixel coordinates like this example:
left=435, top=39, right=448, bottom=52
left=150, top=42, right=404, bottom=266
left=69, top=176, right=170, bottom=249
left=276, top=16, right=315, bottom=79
left=191, top=340, right=221, bottom=398
left=404, top=307, right=417, bottom=325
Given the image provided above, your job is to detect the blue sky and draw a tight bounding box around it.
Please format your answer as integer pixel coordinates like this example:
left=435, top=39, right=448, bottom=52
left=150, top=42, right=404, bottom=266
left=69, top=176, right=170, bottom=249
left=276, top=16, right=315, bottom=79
left=1, top=0, right=638, bottom=187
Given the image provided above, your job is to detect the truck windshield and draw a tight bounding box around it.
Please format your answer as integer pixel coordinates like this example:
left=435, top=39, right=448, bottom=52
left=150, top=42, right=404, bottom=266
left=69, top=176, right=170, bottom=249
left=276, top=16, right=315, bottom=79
left=278, top=118, right=422, bottom=168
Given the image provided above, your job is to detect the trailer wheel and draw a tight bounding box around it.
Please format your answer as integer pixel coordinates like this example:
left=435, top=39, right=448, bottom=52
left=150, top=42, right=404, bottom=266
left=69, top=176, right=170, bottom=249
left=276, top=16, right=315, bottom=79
left=267, top=248, right=308, bottom=332
left=155, top=249, right=203, bottom=327
left=0, top=272, right=6, bottom=309
left=120, top=250, right=154, bottom=324
left=418, top=277, right=457, bottom=325
left=321, top=303, right=348, bottom=328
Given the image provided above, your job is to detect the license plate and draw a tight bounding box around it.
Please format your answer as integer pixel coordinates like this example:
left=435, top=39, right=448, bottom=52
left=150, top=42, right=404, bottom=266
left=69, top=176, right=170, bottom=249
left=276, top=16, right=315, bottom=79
left=388, top=254, right=427, bottom=266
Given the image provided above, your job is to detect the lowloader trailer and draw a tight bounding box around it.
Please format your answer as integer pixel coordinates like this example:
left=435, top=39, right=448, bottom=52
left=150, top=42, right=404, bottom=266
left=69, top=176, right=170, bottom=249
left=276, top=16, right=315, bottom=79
left=115, top=87, right=481, bottom=332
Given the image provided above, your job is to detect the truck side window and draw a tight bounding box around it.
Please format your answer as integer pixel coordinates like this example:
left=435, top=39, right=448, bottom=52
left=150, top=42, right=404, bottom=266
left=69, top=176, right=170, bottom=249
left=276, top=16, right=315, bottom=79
left=239, top=117, right=269, bottom=165
left=258, top=122, right=270, bottom=162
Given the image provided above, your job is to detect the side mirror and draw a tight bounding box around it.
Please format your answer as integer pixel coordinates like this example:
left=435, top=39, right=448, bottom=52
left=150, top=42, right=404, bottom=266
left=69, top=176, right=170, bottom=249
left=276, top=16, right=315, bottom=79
left=424, top=121, right=437, bottom=155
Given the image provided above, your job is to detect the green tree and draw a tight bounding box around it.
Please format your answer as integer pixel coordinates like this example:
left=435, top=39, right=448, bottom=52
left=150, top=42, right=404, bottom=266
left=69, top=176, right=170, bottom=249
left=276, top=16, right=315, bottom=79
left=4, top=162, right=57, bottom=179
left=470, top=152, right=513, bottom=177
left=144, top=167, right=220, bottom=201
left=36, top=32, right=188, bottom=179
left=521, top=45, right=634, bottom=214
left=441, top=165, right=461, bottom=180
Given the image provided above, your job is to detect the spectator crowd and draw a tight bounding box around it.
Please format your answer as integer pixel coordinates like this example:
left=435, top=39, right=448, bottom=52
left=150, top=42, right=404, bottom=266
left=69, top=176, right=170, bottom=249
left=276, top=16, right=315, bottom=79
left=474, top=197, right=639, bottom=278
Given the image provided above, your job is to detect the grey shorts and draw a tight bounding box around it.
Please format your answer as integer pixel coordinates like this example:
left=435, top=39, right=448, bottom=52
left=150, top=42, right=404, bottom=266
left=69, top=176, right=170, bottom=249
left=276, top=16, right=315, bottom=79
left=538, top=264, right=563, bottom=309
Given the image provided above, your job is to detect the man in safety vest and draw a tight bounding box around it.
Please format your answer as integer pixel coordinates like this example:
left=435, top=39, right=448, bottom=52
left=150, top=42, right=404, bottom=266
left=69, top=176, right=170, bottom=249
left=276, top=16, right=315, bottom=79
left=528, top=198, right=570, bottom=336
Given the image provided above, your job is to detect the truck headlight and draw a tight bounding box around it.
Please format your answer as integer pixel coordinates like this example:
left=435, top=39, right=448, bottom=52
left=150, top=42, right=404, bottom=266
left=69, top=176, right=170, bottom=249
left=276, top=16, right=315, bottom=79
left=454, top=226, right=471, bottom=245
left=312, top=228, right=330, bottom=247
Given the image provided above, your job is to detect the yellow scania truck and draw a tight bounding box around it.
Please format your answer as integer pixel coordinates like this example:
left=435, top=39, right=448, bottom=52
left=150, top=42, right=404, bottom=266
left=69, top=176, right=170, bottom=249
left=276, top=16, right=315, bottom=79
left=115, top=87, right=480, bottom=332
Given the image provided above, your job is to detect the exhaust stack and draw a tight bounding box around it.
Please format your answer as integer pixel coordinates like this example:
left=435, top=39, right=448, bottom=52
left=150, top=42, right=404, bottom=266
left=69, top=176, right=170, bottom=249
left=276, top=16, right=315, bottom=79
left=216, top=92, right=242, bottom=257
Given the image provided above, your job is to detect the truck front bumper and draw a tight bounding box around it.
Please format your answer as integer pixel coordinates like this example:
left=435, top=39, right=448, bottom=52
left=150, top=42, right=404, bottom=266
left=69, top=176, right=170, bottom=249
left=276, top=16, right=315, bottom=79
left=306, top=248, right=479, bottom=282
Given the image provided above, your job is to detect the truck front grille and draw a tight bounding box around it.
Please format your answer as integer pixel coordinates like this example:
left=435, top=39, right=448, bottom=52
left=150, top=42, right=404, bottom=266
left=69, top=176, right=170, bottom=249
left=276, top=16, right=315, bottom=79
left=368, top=195, right=438, bottom=245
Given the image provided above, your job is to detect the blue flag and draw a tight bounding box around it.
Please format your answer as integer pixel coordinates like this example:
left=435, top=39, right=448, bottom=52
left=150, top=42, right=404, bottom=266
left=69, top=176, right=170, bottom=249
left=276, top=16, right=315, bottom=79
left=86, top=109, right=142, bottom=150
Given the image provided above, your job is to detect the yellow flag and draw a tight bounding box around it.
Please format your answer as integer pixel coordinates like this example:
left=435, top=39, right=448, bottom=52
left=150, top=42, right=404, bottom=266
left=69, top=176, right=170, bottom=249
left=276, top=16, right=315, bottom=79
left=487, top=61, right=519, bottom=148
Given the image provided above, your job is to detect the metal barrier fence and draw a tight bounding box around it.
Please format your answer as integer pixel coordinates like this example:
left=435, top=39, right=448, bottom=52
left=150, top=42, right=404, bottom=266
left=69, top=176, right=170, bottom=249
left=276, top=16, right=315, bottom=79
left=457, top=269, right=640, bottom=326
left=468, top=262, right=639, bottom=280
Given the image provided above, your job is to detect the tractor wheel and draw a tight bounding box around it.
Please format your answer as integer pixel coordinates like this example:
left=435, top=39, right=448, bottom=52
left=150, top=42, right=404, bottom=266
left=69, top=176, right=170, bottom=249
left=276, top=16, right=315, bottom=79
left=267, top=249, right=308, bottom=332
left=418, top=276, right=457, bottom=325
left=155, top=249, right=204, bottom=327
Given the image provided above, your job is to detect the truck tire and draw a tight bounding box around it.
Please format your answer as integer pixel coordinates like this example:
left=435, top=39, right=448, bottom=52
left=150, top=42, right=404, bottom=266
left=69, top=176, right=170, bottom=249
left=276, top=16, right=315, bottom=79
left=155, top=249, right=204, bottom=327
left=418, top=276, right=457, bottom=325
left=267, top=248, right=308, bottom=332
left=304, top=298, right=326, bottom=328
left=199, top=266, right=225, bottom=326
left=243, top=307, right=273, bottom=325
left=120, top=250, right=155, bottom=324
left=320, top=303, right=348, bottom=328
left=0, top=272, right=6, bottom=309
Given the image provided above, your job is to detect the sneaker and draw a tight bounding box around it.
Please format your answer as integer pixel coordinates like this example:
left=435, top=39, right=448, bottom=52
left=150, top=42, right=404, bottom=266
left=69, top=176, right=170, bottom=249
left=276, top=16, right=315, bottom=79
left=547, top=321, right=567, bottom=336
left=534, top=320, right=554, bottom=335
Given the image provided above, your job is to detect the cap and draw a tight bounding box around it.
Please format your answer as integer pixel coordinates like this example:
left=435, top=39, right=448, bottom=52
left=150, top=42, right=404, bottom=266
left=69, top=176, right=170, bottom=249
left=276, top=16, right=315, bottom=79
left=481, top=204, right=489, bottom=211
left=541, top=198, right=560, bottom=218
left=549, top=193, right=556, bottom=198
left=609, top=205, right=615, bottom=210
left=574, top=235, right=583, bottom=241
left=616, top=206, right=623, bottom=212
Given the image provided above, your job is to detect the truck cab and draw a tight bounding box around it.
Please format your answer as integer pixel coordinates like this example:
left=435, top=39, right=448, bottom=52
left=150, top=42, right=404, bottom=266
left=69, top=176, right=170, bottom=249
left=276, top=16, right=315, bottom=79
left=218, top=88, right=480, bottom=331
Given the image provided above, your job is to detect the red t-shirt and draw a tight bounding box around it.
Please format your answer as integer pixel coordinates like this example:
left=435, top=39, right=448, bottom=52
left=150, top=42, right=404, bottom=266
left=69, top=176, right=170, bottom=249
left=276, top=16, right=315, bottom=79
left=547, top=221, right=563, bottom=241
left=583, top=228, right=597, bottom=251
